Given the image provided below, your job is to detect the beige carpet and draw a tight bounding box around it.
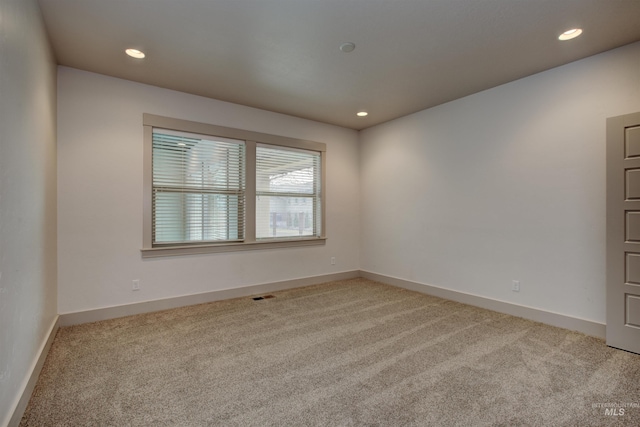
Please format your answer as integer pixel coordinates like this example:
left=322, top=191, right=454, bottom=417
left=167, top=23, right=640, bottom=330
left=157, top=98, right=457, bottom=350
left=21, top=278, right=640, bottom=426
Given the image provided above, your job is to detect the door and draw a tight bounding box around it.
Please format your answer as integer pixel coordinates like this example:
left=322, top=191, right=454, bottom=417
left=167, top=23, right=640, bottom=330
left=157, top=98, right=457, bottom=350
left=607, top=112, right=640, bottom=354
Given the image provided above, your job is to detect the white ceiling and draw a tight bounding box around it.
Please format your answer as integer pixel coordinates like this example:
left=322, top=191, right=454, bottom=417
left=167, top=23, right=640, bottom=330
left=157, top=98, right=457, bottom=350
left=38, top=0, right=640, bottom=130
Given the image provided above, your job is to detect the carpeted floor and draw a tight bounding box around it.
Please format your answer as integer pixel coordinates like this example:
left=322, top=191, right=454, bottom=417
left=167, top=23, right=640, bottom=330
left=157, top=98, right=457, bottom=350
left=21, top=278, right=640, bottom=426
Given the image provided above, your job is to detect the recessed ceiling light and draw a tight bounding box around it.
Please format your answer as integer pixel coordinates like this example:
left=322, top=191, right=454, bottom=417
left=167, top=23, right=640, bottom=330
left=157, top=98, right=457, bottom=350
left=125, top=48, right=146, bottom=59
left=558, top=28, right=582, bottom=41
left=340, top=42, right=356, bottom=53
left=357, top=111, right=368, bottom=117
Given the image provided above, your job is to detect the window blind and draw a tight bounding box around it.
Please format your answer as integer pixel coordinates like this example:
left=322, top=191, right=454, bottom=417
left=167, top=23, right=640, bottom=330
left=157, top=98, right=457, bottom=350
left=256, top=144, right=321, bottom=239
left=152, top=129, right=245, bottom=245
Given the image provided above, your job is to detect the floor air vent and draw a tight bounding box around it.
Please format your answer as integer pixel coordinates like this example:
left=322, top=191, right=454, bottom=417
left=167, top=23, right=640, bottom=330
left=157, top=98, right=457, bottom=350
left=252, top=295, right=275, bottom=301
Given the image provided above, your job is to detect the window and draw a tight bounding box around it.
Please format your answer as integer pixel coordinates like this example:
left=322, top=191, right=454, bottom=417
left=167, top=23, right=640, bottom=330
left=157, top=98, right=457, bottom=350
left=256, top=145, right=321, bottom=239
left=142, top=114, right=326, bottom=257
left=152, top=130, right=245, bottom=245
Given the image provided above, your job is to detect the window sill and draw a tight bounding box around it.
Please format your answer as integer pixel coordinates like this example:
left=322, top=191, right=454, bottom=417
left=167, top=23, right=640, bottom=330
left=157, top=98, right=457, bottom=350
left=141, top=237, right=326, bottom=258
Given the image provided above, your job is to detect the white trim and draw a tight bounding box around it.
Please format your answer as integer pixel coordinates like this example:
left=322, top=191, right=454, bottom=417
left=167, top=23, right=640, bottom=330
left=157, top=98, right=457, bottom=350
left=6, top=316, right=59, bottom=427
left=360, top=270, right=606, bottom=339
left=143, top=114, right=327, bottom=153
left=59, top=271, right=360, bottom=326
left=141, top=237, right=326, bottom=258
left=58, top=270, right=607, bottom=337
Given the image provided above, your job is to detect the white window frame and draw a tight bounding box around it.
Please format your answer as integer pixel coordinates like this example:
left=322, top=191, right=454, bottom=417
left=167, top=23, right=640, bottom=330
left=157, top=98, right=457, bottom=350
left=142, top=114, right=326, bottom=258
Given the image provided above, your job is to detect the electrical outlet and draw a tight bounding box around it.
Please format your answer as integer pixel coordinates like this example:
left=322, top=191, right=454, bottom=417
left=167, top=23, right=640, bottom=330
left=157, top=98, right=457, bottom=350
left=512, top=280, right=520, bottom=292
left=330, top=257, right=336, bottom=265
left=132, top=279, right=140, bottom=291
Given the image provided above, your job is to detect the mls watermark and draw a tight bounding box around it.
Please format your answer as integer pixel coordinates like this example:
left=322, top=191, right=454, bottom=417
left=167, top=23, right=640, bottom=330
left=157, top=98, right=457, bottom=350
left=592, top=402, right=639, bottom=416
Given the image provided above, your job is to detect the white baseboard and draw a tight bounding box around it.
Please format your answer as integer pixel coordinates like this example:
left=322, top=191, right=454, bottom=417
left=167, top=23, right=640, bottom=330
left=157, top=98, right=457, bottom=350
left=360, top=270, right=606, bottom=339
left=6, top=315, right=59, bottom=427
left=59, top=270, right=360, bottom=327
left=59, top=269, right=606, bottom=338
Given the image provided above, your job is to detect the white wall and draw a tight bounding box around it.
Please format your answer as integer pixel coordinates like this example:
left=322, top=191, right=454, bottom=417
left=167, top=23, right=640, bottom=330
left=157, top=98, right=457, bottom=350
left=360, top=41, right=640, bottom=325
left=0, top=0, right=57, bottom=424
left=57, top=67, right=360, bottom=314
